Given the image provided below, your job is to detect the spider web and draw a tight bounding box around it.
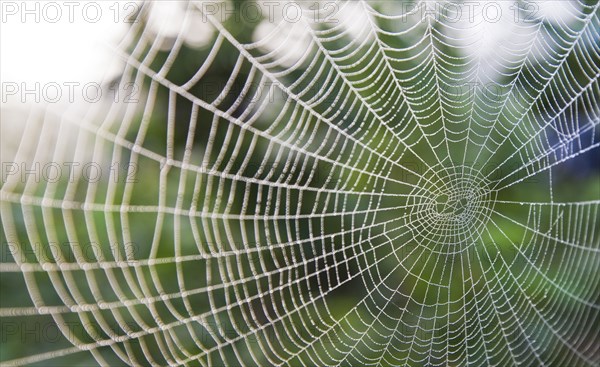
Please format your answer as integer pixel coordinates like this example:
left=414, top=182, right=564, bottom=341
left=1, top=1, right=599, bottom=366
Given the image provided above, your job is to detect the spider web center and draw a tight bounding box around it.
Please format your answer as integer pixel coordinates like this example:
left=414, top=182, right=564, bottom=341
left=407, top=164, right=496, bottom=254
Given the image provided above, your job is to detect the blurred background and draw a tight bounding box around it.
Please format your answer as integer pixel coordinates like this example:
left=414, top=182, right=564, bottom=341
left=1, top=1, right=599, bottom=366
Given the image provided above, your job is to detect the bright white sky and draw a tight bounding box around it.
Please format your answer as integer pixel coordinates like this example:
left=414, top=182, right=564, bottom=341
left=1, top=2, right=133, bottom=85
